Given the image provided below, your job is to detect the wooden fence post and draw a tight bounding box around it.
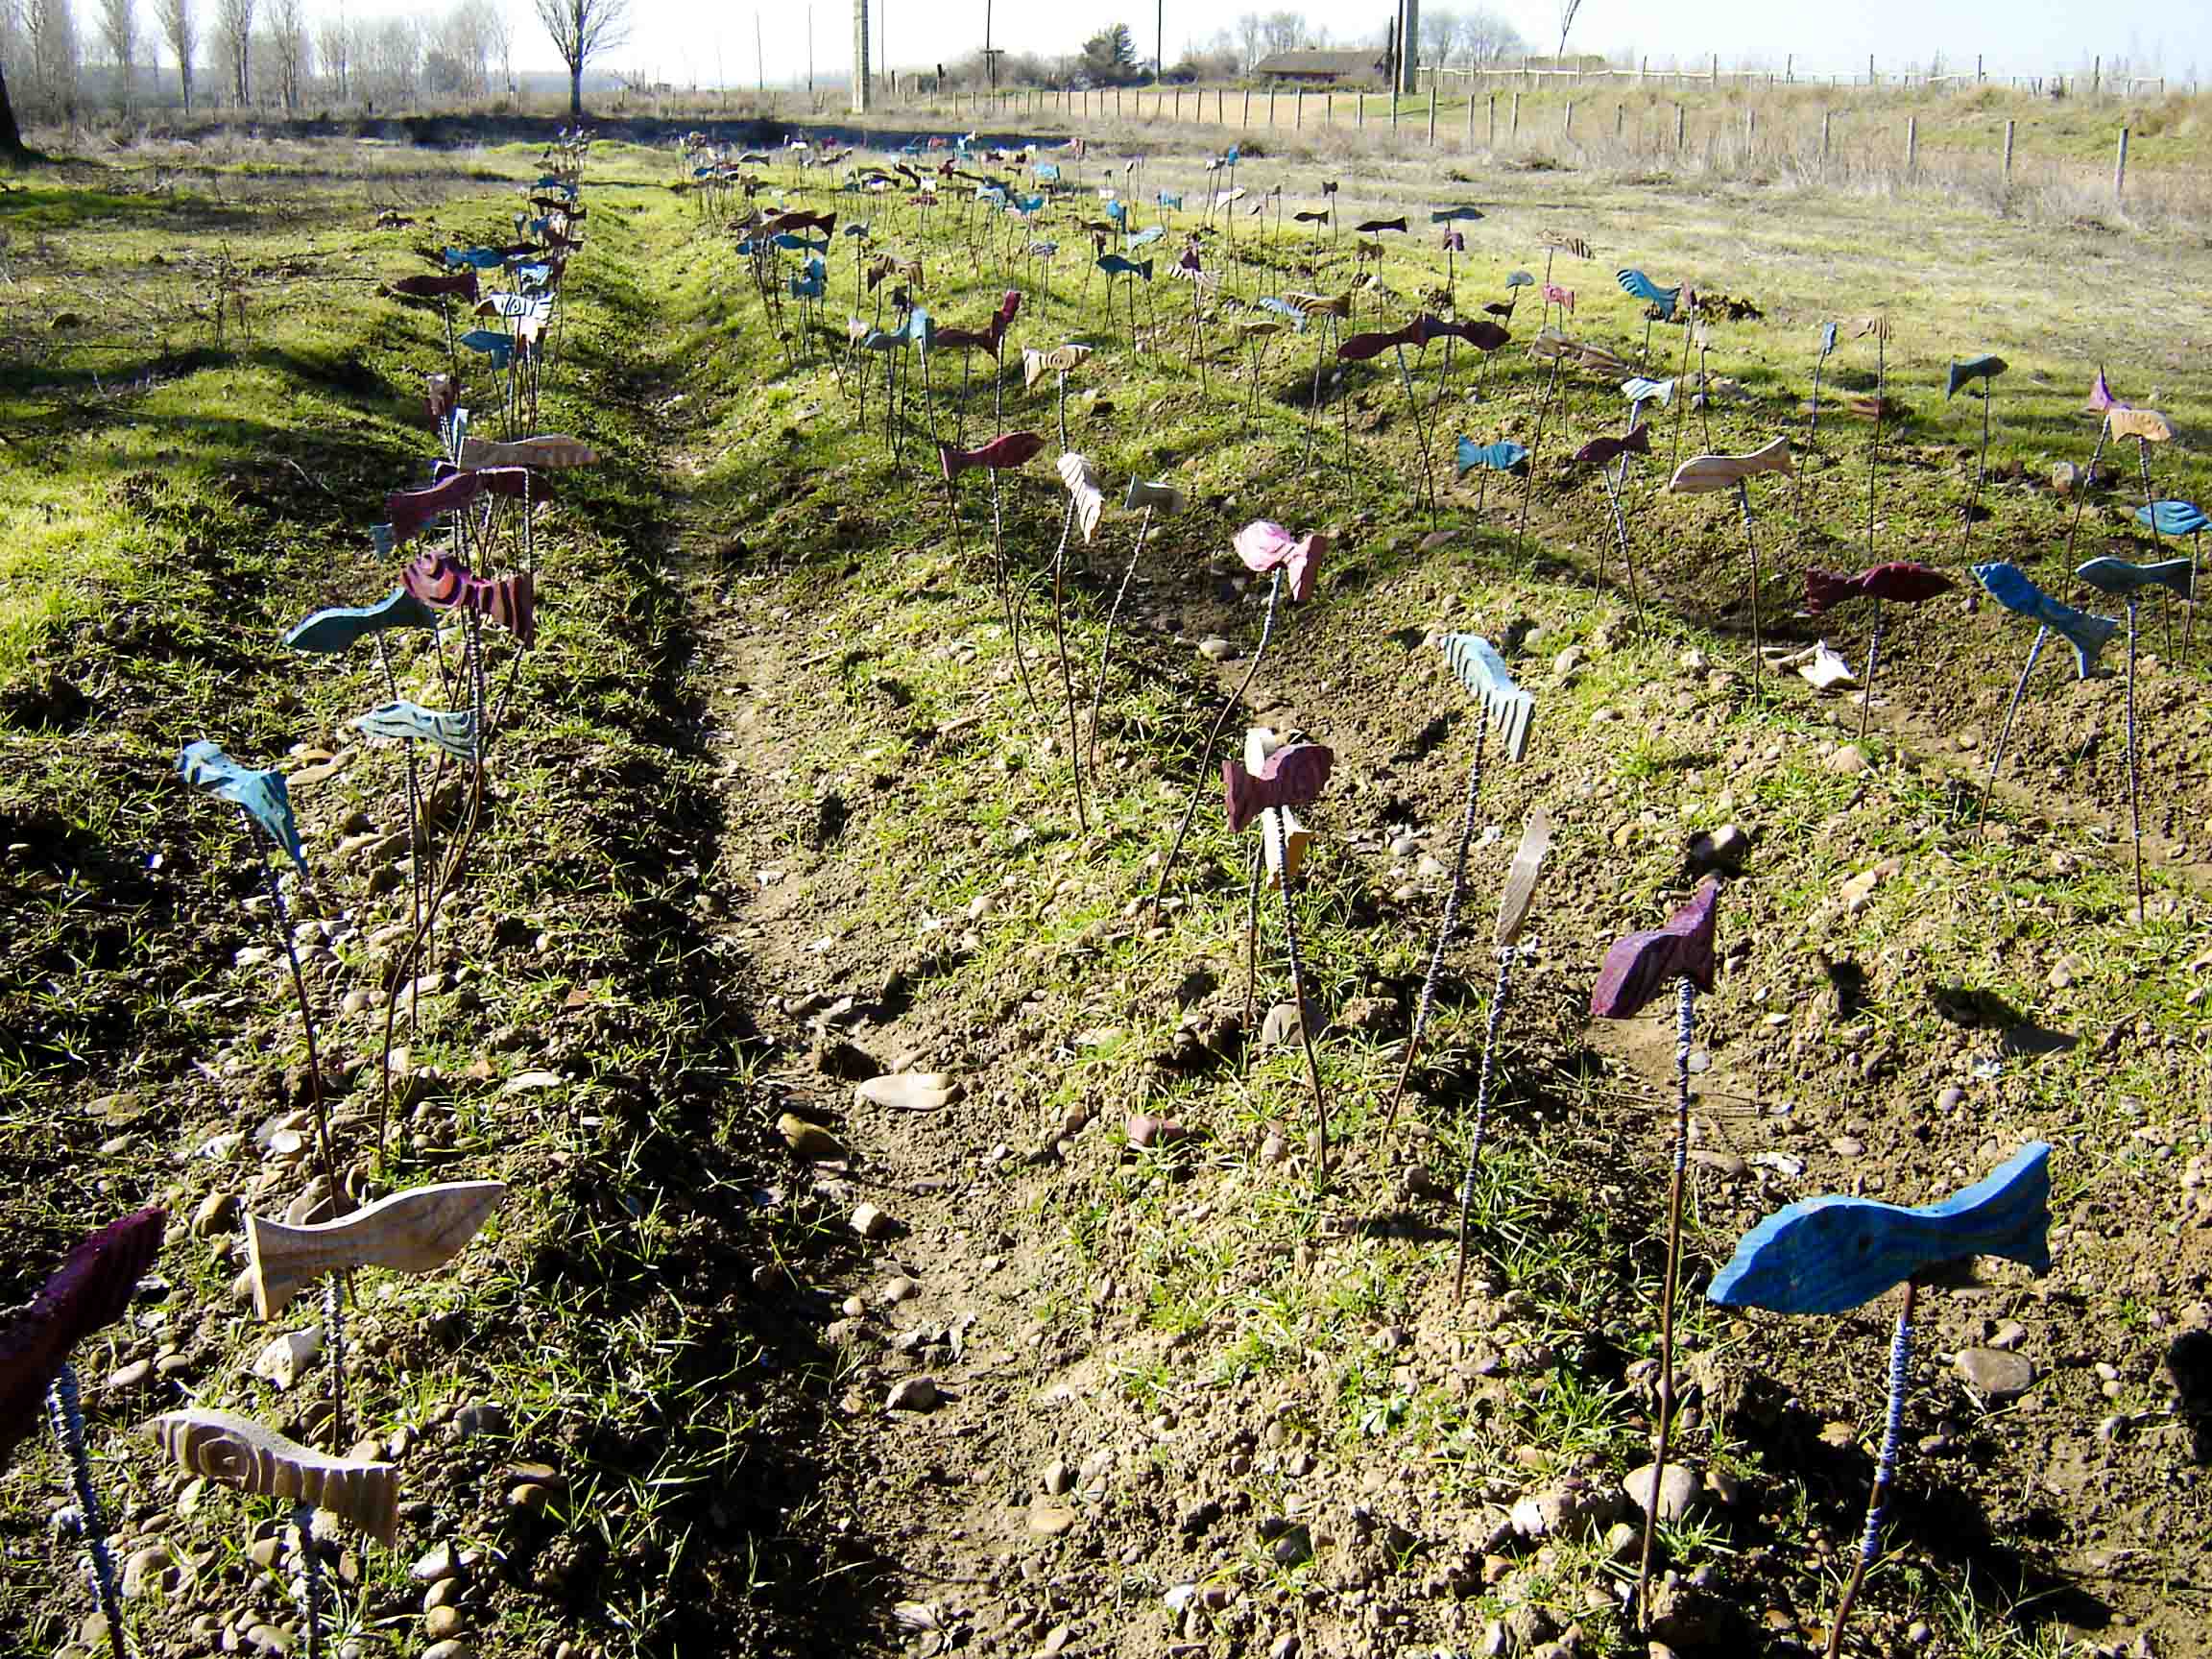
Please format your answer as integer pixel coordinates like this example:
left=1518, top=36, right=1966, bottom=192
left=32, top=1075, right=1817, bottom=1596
left=1467, top=85, right=1477, bottom=148
left=1428, top=88, right=1437, bottom=145
left=1296, top=87, right=1303, bottom=129
left=1820, top=108, right=1831, bottom=164
left=1674, top=102, right=1685, bottom=150
left=1241, top=87, right=1250, bottom=130
left=2002, top=117, right=2014, bottom=181
left=1563, top=99, right=1574, bottom=137
left=1906, top=114, right=1917, bottom=179
left=1357, top=90, right=1365, bottom=128
left=1744, top=107, right=1756, bottom=157
left=1511, top=89, right=1520, bottom=137
left=2114, top=126, right=2128, bottom=201
left=1487, top=91, right=1496, bottom=147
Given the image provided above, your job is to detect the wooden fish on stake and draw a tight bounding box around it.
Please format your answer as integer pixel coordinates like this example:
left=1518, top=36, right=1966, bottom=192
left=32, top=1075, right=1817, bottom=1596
left=1972, top=562, right=2119, bottom=828
left=1667, top=437, right=1794, bottom=492
left=2077, top=556, right=2192, bottom=909
left=1803, top=562, right=1955, bottom=741
left=1709, top=1143, right=2052, bottom=1656
left=404, top=553, right=537, bottom=648
left=0, top=1208, right=164, bottom=1471
left=152, top=1409, right=400, bottom=1543
left=353, top=700, right=478, bottom=762
left=284, top=589, right=440, bottom=654
left=457, top=433, right=597, bottom=469
left=245, top=1180, right=507, bottom=1319
left=178, top=741, right=308, bottom=875
left=2139, top=500, right=2208, bottom=538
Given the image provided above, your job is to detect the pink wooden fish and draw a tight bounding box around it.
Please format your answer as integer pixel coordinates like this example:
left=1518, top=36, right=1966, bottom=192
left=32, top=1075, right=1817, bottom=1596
left=1, top=1209, right=166, bottom=1470
left=1590, top=879, right=1719, bottom=1019
left=403, top=552, right=537, bottom=646
left=1223, top=742, right=1334, bottom=831
left=937, top=431, right=1046, bottom=480
left=1803, top=562, right=1954, bottom=615
left=1233, top=520, right=1326, bottom=602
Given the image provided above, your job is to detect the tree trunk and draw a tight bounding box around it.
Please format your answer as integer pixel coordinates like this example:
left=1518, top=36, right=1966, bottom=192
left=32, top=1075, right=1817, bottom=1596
left=569, top=63, right=582, bottom=117
left=0, top=61, right=30, bottom=159
left=180, top=65, right=192, bottom=113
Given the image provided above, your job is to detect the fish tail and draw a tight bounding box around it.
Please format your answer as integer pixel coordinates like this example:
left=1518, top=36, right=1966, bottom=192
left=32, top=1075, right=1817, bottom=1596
left=1804, top=569, right=1852, bottom=616
left=1952, top=1142, right=2054, bottom=1274
left=2053, top=606, right=2119, bottom=677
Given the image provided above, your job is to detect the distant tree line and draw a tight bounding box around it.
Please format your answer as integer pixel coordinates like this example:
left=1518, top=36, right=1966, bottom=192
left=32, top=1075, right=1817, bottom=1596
left=0, top=0, right=517, bottom=122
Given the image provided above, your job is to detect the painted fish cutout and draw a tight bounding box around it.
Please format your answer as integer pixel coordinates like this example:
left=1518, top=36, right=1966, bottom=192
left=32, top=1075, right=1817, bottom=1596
left=1437, top=634, right=1535, bottom=761
left=2074, top=556, right=2195, bottom=601
left=1355, top=216, right=1407, bottom=234
left=1096, top=254, right=1153, bottom=281
left=1615, top=268, right=1679, bottom=319
left=1058, top=453, right=1105, bottom=543
left=1158, top=192, right=1185, bottom=210
left=2106, top=406, right=2174, bottom=443
left=2138, top=500, right=2209, bottom=537
left=1818, top=321, right=1839, bottom=353
left=1431, top=204, right=1485, bottom=222
left=1022, top=345, right=1091, bottom=387
left=1292, top=209, right=1329, bottom=224
left=1575, top=424, right=1651, bottom=467
left=1494, top=806, right=1552, bottom=949
left=1803, top=562, right=1954, bottom=615
left=1222, top=742, right=1334, bottom=832
left=353, top=701, right=478, bottom=762
left=178, top=742, right=308, bottom=873
left=151, top=1409, right=399, bottom=1544
left=403, top=553, right=537, bottom=648
left=1575, top=341, right=1628, bottom=375
left=1232, top=521, right=1325, bottom=603
left=284, top=588, right=441, bottom=653
left=934, top=291, right=1022, bottom=353
left=938, top=432, right=1046, bottom=479
left=1456, top=438, right=1528, bottom=476
left=477, top=292, right=548, bottom=320
left=1668, top=438, right=1795, bottom=493
left=457, top=434, right=598, bottom=469
left=1287, top=291, right=1352, bottom=319
left=1504, top=271, right=1535, bottom=288
left=245, top=1180, right=507, bottom=1319
left=1590, top=878, right=1719, bottom=1020
left=1622, top=375, right=1675, bottom=407
left=442, top=247, right=509, bottom=269
left=2086, top=366, right=2122, bottom=412
left=0, top=1208, right=165, bottom=1472
left=789, top=272, right=826, bottom=300
left=458, top=329, right=514, bottom=370
left=1128, top=226, right=1166, bottom=248
left=1971, top=562, right=2117, bottom=679
left=1543, top=282, right=1575, bottom=313
left=1124, top=479, right=1184, bottom=516
left=1945, top=354, right=2008, bottom=397
left=1258, top=297, right=1307, bottom=331
left=1710, top=1142, right=2052, bottom=1317
left=1441, top=229, right=1465, bottom=252
left=384, top=471, right=493, bottom=546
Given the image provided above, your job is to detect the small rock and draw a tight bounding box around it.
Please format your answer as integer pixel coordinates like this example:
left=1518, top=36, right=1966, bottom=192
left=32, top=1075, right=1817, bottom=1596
left=776, top=1114, right=846, bottom=1162
left=424, top=1605, right=466, bottom=1639
left=508, top=1483, right=551, bottom=1513
left=1259, top=1002, right=1302, bottom=1047
left=421, top=1643, right=472, bottom=1659
left=1027, top=1498, right=1076, bottom=1536
left=1040, top=1459, right=1074, bottom=1497
left=192, top=1190, right=239, bottom=1238
left=105, top=1359, right=154, bottom=1392
left=120, top=1544, right=176, bottom=1600
left=245, top=1623, right=291, bottom=1655
left=851, top=1203, right=895, bottom=1238
left=1824, top=742, right=1869, bottom=776
left=252, top=1330, right=323, bottom=1390
left=410, top=1542, right=460, bottom=1583
left=881, top=1276, right=919, bottom=1304
left=2051, top=462, right=2082, bottom=495
left=887, top=1377, right=941, bottom=1411
left=855, top=1073, right=961, bottom=1112
left=1198, top=637, right=1236, bottom=661
left=1125, top=1114, right=1187, bottom=1149
left=1622, top=1461, right=1700, bottom=1523
left=1689, top=824, right=1749, bottom=870
left=1988, top=1319, right=2028, bottom=1352
left=1955, top=1347, right=2035, bottom=1400
left=454, top=1402, right=506, bottom=1437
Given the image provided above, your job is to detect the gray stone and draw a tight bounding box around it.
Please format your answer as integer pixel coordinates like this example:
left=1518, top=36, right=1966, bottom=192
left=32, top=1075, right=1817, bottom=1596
left=120, top=1544, right=175, bottom=1600
left=1623, top=1461, right=1700, bottom=1523
left=1689, top=824, right=1749, bottom=870
left=886, top=1376, right=941, bottom=1411
left=1955, top=1347, right=2035, bottom=1400
left=105, top=1359, right=153, bottom=1392
left=409, top=1542, right=459, bottom=1583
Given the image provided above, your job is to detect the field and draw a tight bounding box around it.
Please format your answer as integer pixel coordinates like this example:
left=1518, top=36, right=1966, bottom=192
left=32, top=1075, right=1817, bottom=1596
left=2, top=108, right=2210, bottom=1659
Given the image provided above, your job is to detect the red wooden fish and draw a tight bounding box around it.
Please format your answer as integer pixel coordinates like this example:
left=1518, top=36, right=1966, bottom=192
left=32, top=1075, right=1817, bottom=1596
left=1223, top=742, right=1334, bottom=831
left=403, top=552, right=537, bottom=646
left=938, top=431, right=1046, bottom=480
left=1590, top=879, right=1719, bottom=1019
left=389, top=271, right=480, bottom=302
left=1, top=1208, right=165, bottom=1471
left=1803, top=561, right=1954, bottom=616
left=1575, top=424, right=1652, bottom=467
left=934, top=290, right=1022, bottom=352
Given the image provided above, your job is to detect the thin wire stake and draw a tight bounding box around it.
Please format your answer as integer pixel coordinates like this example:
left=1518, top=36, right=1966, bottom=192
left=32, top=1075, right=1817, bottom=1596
left=1089, top=505, right=1155, bottom=771
left=1048, top=495, right=1090, bottom=834
left=47, top=1364, right=128, bottom=1659
left=1634, top=975, right=1697, bottom=1632
left=1275, top=837, right=1331, bottom=1179
left=1856, top=601, right=1886, bottom=749
left=293, top=1501, right=324, bottom=1659
left=1976, top=625, right=2048, bottom=830
left=242, top=807, right=337, bottom=1199
left=2123, top=596, right=2144, bottom=916
left=323, top=1273, right=347, bottom=1453
left=1450, top=946, right=1517, bottom=1300
left=1149, top=569, right=1286, bottom=921
left=1824, top=1281, right=1917, bottom=1659
left=1735, top=478, right=1768, bottom=707
left=1376, top=715, right=1489, bottom=1171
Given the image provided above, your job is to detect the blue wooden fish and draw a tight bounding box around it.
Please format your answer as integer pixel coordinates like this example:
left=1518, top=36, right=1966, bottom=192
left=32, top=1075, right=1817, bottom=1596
left=1105, top=199, right=1127, bottom=223
left=459, top=329, right=514, bottom=370
left=896, top=307, right=934, bottom=350
left=733, top=238, right=759, bottom=255
left=1615, top=268, right=1680, bottom=319
left=1014, top=194, right=1046, bottom=215
left=1818, top=321, right=1839, bottom=354
left=1097, top=254, right=1153, bottom=282
left=1156, top=191, right=1184, bottom=210
left=1035, top=163, right=1060, bottom=183
left=1945, top=354, right=2008, bottom=397
left=1622, top=375, right=1675, bottom=407
left=1430, top=204, right=1485, bottom=223
left=1437, top=633, right=1535, bottom=760
left=844, top=222, right=872, bottom=239
left=1709, top=1142, right=2052, bottom=1316
left=2138, top=500, right=2209, bottom=538
left=1455, top=437, right=1528, bottom=476
left=1504, top=271, right=1534, bottom=288
left=790, top=271, right=826, bottom=300
left=354, top=701, right=478, bottom=762
left=1128, top=226, right=1166, bottom=249
left=2075, top=556, right=2195, bottom=601
left=443, top=247, right=508, bottom=270
left=1258, top=296, right=1306, bottom=331
left=772, top=231, right=830, bottom=252
left=1972, top=562, right=2118, bottom=678
left=177, top=741, right=308, bottom=875
left=284, top=589, right=440, bottom=654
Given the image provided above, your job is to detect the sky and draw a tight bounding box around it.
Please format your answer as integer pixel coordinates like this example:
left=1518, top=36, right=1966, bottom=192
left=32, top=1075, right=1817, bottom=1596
left=592, top=0, right=2212, bottom=89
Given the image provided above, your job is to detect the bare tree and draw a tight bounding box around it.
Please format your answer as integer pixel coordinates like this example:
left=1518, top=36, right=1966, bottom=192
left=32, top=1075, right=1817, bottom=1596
left=533, top=0, right=625, bottom=118
left=359, top=12, right=421, bottom=106
left=213, top=0, right=252, bottom=102
left=1554, top=0, right=1581, bottom=61
left=266, top=0, right=303, bottom=107
left=24, top=0, right=82, bottom=115
left=1260, top=11, right=1303, bottom=57
left=1234, top=11, right=1261, bottom=73
left=156, top=0, right=195, bottom=108
left=1418, top=6, right=1455, bottom=68
left=97, top=0, right=136, bottom=109
left=1461, top=6, right=1521, bottom=65
left=483, top=1, right=511, bottom=97
left=313, top=7, right=350, bottom=100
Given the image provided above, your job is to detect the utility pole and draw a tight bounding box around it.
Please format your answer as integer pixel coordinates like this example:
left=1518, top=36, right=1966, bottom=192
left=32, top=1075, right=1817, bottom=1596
left=1399, top=0, right=1420, bottom=94
left=808, top=6, right=814, bottom=94
left=985, top=0, right=994, bottom=89
left=853, top=0, right=872, bottom=112
left=756, top=12, right=764, bottom=91
left=1156, top=0, right=1164, bottom=81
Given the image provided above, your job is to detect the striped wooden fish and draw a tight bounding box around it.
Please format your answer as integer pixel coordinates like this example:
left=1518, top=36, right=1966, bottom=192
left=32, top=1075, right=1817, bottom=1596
left=353, top=700, right=478, bottom=762
left=403, top=553, right=537, bottom=648
left=1437, top=633, right=1534, bottom=760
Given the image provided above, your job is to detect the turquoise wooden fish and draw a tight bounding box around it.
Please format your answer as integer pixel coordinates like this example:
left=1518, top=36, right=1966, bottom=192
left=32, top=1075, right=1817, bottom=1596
left=1972, top=562, right=2118, bottom=678
left=284, top=589, right=441, bottom=654
left=1945, top=354, right=2008, bottom=397
left=2138, top=500, right=2209, bottom=538
left=1156, top=191, right=1183, bottom=209
left=2075, top=556, right=2195, bottom=600
left=442, top=247, right=508, bottom=269
left=459, top=329, right=514, bottom=370
left=1097, top=254, right=1153, bottom=281
left=897, top=307, right=934, bottom=350
left=1709, top=1142, right=2052, bottom=1316
left=1504, top=271, right=1534, bottom=288
left=1128, top=226, right=1166, bottom=249
left=1436, top=633, right=1535, bottom=760
left=353, top=701, right=478, bottom=761
left=1622, top=375, right=1674, bottom=407
left=1430, top=204, right=1485, bottom=223
left=177, top=741, right=308, bottom=875
left=1615, top=268, right=1679, bottom=319
left=1455, top=437, right=1528, bottom=476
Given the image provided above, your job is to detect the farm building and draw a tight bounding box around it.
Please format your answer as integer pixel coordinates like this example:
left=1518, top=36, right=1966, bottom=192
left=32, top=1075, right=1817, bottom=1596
left=1252, top=49, right=1392, bottom=88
